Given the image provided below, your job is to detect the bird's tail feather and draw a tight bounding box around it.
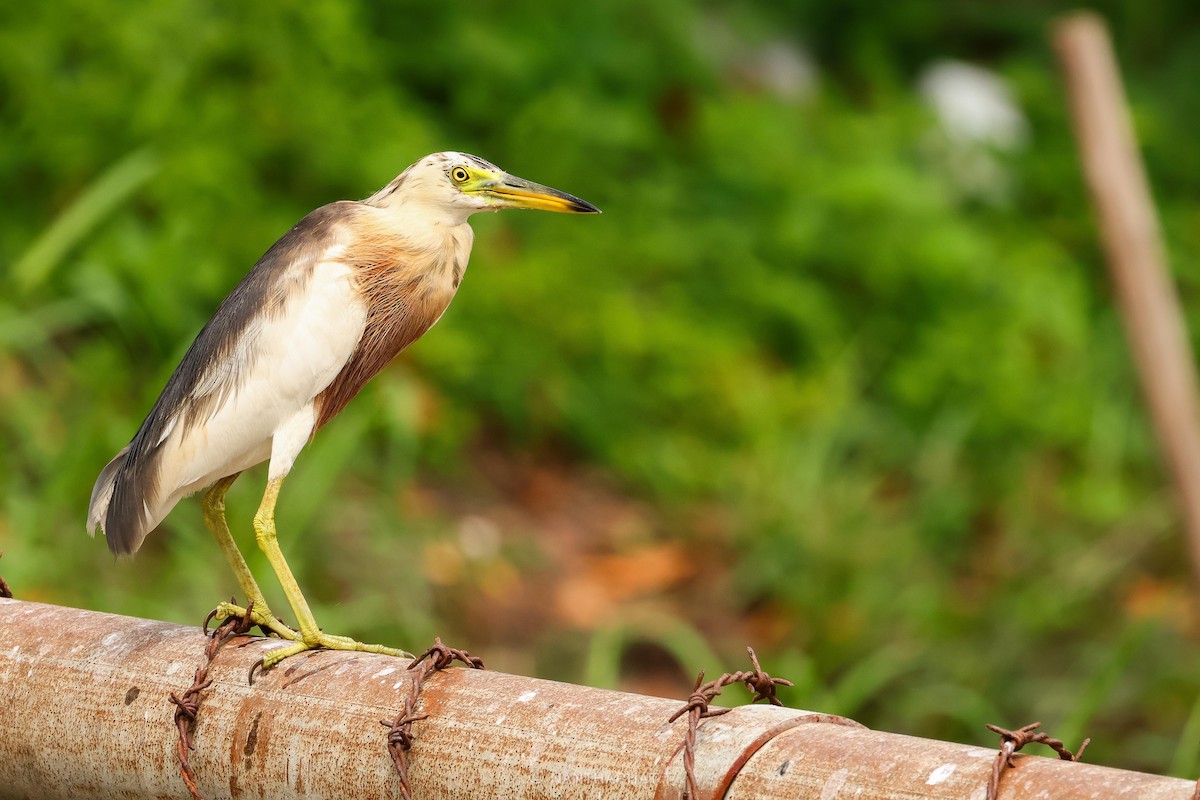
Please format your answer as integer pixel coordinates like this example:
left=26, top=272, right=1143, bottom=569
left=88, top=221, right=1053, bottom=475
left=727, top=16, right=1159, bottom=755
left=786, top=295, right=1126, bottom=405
left=87, top=446, right=128, bottom=535
left=87, top=445, right=147, bottom=555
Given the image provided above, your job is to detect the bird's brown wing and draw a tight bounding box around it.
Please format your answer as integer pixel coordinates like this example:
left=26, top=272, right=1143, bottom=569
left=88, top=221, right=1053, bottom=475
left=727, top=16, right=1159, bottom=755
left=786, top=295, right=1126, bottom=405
left=88, top=201, right=358, bottom=555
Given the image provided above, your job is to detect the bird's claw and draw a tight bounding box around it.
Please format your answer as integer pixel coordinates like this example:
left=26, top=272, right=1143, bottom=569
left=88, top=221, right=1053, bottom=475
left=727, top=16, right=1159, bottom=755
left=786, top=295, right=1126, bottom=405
left=210, top=600, right=301, bottom=641
left=207, top=604, right=412, bottom=680
left=256, top=632, right=414, bottom=672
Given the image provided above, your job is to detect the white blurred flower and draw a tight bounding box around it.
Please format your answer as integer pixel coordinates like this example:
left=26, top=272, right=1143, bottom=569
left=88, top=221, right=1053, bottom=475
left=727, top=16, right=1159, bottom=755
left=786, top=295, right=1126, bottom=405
left=458, top=514, right=501, bottom=560
left=918, top=59, right=1029, bottom=149
left=917, top=59, right=1029, bottom=202
left=695, top=13, right=819, bottom=103
left=736, top=39, right=819, bottom=102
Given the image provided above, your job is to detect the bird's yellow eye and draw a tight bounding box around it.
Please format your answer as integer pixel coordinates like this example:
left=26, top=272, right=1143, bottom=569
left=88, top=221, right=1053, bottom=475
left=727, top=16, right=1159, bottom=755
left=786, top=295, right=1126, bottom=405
left=451, top=167, right=470, bottom=183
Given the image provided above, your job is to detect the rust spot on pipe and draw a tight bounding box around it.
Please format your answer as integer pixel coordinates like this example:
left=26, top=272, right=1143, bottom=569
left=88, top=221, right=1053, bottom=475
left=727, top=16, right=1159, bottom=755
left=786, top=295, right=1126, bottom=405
left=234, top=697, right=271, bottom=774
left=243, top=711, right=261, bottom=758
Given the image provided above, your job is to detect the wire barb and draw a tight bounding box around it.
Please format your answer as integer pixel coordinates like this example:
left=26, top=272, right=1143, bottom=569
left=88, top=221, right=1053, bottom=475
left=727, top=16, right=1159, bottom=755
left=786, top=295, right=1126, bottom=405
left=669, top=646, right=794, bottom=800
left=168, top=601, right=257, bottom=800
left=0, top=552, right=12, bottom=599
left=985, top=721, right=1090, bottom=800
left=380, top=636, right=485, bottom=800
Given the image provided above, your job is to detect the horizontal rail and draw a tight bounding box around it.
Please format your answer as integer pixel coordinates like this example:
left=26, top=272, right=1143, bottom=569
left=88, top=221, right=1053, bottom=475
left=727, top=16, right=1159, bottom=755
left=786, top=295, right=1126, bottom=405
left=0, top=598, right=1193, bottom=799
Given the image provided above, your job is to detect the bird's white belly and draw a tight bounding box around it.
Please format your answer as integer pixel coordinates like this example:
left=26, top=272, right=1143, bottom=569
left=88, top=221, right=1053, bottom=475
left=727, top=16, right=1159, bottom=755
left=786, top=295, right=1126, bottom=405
left=162, top=259, right=367, bottom=505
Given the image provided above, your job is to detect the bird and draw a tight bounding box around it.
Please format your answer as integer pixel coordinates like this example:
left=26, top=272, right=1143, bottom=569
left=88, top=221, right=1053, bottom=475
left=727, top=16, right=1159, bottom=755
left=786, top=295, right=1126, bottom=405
left=87, top=152, right=599, bottom=669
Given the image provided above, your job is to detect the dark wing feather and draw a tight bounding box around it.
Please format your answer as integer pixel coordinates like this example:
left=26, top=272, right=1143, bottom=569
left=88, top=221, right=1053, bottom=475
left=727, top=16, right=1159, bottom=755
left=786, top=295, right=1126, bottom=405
left=90, top=202, right=355, bottom=554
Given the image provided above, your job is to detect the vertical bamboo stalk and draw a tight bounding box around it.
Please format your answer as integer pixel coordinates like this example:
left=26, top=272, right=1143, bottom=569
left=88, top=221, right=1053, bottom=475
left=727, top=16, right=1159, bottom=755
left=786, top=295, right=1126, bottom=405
left=1054, top=12, right=1200, bottom=585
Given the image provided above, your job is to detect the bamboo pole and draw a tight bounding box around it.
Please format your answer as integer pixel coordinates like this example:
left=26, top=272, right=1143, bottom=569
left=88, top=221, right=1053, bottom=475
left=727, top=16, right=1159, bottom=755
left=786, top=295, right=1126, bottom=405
left=0, top=598, right=1194, bottom=799
left=1053, top=12, right=1200, bottom=583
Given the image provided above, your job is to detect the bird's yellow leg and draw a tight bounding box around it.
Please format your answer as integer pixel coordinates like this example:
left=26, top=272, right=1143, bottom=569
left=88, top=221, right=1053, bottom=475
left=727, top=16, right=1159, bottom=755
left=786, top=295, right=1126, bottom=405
left=201, top=475, right=299, bottom=641
left=252, top=476, right=411, bottom=669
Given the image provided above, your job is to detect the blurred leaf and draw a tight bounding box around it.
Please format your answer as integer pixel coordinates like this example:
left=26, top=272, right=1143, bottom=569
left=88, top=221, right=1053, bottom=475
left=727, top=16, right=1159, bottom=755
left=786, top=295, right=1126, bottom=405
left=11, top=149, right=158, bottom=294
left=584, top=613, right=723, bottom=690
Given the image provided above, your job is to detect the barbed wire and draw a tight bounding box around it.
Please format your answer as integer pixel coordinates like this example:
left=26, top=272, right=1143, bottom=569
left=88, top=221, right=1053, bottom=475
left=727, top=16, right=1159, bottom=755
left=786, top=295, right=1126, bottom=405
left=168, top=601, right=257, bottom=800
left=0, top=551, right=13, bottom=598
left=381, top=637, right=485, bottom=800
left=668, top=646, right=794, bottom=800
left=985, top=721, right=1089, bottom=800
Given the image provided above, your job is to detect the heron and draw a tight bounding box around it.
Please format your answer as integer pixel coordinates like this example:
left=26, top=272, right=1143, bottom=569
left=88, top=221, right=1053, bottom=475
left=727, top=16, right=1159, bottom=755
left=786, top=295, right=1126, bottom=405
left=87, top=152, right=599, bottom=668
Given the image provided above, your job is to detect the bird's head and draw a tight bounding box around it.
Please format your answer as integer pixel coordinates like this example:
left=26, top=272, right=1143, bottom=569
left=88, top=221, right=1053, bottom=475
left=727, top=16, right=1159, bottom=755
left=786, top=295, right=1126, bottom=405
left=369, top=152, right=600, bottom=223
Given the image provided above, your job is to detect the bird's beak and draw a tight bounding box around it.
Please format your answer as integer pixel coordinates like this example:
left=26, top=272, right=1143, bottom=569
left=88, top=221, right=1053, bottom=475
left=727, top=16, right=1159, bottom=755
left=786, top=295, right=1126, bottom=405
left=475, top=173, right=601, bottom=214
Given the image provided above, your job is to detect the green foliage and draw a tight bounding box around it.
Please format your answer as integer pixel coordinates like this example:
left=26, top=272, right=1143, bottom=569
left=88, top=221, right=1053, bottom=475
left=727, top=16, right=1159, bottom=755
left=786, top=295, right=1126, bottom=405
left=3, top=0, right=1200, bottom=775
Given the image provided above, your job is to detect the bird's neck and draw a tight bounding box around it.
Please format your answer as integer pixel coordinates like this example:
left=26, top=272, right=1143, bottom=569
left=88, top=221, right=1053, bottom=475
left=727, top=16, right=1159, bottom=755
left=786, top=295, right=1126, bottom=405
left=353, top=202, right=475, bottom=297
left=373, top=198, right=469, bottom=242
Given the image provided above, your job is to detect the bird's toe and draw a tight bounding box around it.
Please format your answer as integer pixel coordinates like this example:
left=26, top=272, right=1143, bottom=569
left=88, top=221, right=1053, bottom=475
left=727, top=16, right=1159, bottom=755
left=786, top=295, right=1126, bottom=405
left=210, top=600, right=301, bottom=641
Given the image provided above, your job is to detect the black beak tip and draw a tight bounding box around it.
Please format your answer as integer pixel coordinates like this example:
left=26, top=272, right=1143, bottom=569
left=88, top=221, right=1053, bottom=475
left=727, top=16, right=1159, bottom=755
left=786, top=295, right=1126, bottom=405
left=572, top=196, right=602, bottom=214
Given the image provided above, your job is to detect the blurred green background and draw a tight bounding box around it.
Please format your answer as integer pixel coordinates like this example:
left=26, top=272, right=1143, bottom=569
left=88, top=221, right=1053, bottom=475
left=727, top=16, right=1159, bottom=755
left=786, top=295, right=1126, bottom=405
left=4, top=0, right=1200, bottom=776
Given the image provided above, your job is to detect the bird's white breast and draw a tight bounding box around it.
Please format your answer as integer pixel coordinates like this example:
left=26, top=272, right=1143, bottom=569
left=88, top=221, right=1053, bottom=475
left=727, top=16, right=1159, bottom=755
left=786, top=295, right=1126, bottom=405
left=163, top=252, right=368, bottom=502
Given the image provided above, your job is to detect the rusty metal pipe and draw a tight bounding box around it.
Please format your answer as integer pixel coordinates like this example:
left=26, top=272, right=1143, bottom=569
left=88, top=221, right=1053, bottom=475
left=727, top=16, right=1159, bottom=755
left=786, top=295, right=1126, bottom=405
left=0, top=598, right=1193, bottom=799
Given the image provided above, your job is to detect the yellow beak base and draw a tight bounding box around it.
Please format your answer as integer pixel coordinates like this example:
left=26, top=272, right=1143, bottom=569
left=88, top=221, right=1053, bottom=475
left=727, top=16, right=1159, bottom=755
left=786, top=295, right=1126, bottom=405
left=480, top=175, right=600, bottom=214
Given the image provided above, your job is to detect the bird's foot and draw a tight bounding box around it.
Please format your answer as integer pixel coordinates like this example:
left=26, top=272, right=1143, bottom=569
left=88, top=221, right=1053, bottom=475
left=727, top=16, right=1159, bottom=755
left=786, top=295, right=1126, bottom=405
left=209, top=600, right=301, bottom=642
left=258, top=631, right=414, bottom=671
